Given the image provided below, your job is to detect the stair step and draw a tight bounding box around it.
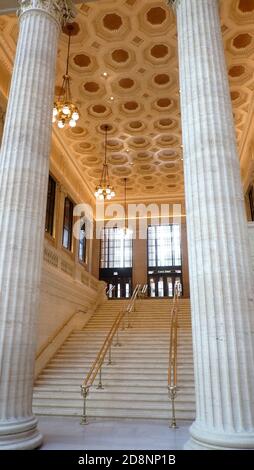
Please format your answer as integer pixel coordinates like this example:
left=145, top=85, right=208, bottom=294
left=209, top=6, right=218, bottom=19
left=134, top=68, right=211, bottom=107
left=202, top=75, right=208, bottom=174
left=33, top=406, right=195, bottom=420
left=33, top=384, right=195, bottom=394
left=33, top=397, right=195, bottom=410
left=34, top=299, right=194, bottom=420
left=35, top=377, right=193, bottom=386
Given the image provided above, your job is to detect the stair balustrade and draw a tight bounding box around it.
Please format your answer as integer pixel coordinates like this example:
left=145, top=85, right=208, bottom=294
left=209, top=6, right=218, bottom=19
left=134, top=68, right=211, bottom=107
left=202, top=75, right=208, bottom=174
left=80, top=283, right=144, bottom=424
left=168, top=282, right=181, bottom=428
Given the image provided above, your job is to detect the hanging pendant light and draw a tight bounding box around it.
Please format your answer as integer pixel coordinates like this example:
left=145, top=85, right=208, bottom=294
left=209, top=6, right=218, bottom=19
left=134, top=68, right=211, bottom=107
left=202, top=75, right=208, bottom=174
left=95, top=124, right=115, bottom=200
left=123, top=177, right=132, bottom=237
left=52, top=24, right=80, bottom=129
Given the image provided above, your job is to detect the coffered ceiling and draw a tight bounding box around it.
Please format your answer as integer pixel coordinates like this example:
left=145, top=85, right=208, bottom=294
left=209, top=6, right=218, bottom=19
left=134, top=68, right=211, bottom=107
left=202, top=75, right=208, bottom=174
left=0, top=0, right=254, bottom=202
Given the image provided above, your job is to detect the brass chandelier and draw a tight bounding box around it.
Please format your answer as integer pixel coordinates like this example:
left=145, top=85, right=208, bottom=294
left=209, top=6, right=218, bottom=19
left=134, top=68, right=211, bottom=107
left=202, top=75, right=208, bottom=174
left=95, top=125, right=115, bottom=200
left=52, top=24, right=80, bottom=129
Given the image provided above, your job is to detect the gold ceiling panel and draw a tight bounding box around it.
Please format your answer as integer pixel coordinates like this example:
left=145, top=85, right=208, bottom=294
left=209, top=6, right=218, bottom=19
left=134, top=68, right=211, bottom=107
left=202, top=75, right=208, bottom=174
left=0, top=0, right=253, bottom=201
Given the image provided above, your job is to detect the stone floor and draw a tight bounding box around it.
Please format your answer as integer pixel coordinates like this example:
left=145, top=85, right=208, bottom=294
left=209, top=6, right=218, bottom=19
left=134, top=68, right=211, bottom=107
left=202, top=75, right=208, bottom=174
left=38, top=416, right=191, bottom=450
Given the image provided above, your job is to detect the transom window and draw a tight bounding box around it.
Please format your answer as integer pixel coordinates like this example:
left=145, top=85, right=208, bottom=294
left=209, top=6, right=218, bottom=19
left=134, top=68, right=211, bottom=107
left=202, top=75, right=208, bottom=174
left=100, top=227, right=132, bottom=268
left=148, top=225, right=181, bottom=268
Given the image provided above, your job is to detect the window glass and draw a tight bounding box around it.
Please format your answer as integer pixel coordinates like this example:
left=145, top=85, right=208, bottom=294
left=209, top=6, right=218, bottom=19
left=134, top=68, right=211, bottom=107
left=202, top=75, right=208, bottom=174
left=100, top=227, right=132, bottom=268
left=45, top=175, right=56, bottom=236
left=62, top=197, right=73, bottom=251
left=79, top=222, right=86, bottom=263
left=148, top=225, right=181, bottom=267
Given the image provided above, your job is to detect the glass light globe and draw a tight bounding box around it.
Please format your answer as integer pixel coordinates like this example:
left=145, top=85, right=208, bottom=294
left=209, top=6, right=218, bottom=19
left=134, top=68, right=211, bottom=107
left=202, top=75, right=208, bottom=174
left=106, top=187, right=111, bottom=194
left=69, top=119, right=76, bottom=128
left=111, top=191, right=115, bottom=197
left=52, top=116, right=56, bottom=123
left=98, top=188, right=103, bottom=195
left=58, top=120, right=65, bottom=129
left=53, top=107, right=58, bottom=117
left=99, top=194, right=104, bottom=201
left=72, top=111, right=79, bottom=121
left=95, top=191, right=99, bottom=198
left=107, top=194, right=112, bottom=200
left=63, top=105, right=70, bottom=115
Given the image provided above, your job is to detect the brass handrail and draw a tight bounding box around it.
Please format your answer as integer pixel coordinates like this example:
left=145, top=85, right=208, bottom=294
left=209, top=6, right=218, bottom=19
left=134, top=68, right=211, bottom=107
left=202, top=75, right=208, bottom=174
left=80, top=283, right=142, bottom=424
left=105, top=285, right=115, bottom=297
left=168, top=282, right=181, bottom=428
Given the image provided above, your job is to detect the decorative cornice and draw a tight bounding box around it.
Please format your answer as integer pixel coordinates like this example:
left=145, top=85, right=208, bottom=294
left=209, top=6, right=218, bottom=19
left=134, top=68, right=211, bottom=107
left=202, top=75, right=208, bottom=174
left=17, top=0, right=76, bottom=27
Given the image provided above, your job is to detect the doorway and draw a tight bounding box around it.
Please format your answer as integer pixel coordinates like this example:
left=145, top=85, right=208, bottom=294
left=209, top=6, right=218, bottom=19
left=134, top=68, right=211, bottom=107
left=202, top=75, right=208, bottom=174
left=148, top=272, right=182, bottom=298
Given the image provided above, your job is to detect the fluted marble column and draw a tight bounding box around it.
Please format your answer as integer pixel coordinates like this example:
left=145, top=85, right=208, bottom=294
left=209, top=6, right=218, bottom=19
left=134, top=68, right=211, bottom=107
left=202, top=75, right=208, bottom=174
left=0, top=0, right=75, bottom=449
left=168, top=0, right=254, bottom=449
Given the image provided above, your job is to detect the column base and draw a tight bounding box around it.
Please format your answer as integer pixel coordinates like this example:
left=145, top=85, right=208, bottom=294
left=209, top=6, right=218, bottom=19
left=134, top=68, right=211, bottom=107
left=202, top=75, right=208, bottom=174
left=184, top=422, right=254, bottom=450
left=0, top=416, right=43, bottom=450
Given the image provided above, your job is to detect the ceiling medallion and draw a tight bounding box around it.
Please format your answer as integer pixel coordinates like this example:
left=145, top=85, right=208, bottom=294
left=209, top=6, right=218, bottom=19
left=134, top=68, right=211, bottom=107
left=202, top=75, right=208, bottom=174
left=52, top=23, right=80, bottom=129
left=95, top=124, right=116, bottom=201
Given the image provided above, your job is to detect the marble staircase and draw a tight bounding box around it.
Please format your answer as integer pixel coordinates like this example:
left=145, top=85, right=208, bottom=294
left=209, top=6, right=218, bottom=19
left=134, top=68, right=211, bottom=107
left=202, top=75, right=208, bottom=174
left=33, top=298, right=195, bottom=421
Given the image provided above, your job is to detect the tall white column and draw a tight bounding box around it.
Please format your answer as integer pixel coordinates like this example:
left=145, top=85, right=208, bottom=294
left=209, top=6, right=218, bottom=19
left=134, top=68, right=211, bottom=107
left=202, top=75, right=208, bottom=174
left=168, top=0, right=254, bottom=449
left=0, top=0, right=75, bottom=450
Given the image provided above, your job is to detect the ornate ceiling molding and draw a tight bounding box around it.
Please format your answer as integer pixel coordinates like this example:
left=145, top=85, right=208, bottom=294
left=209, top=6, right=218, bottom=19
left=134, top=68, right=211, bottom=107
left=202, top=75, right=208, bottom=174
left=1, top=0, right=253, bottom=202
left=17, top=0, right=76, bottom=26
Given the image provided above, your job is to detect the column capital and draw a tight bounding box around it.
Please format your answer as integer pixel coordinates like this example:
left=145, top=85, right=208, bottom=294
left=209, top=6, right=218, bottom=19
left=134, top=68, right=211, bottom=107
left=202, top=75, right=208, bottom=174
left=18, top=0, right=76, bottom=26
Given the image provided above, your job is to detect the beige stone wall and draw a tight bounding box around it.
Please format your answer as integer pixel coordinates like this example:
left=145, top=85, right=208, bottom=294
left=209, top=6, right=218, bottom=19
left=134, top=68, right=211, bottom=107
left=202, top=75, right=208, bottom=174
left=35, top=239, right=105, bottom=378
left=38, top=240, right=103, bottom=352
left=36, top=157, right=99, bottom=359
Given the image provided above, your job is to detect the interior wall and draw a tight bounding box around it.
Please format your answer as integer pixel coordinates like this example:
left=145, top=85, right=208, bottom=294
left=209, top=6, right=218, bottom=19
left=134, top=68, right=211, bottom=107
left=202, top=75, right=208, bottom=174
left=37, top=263, right=102, bottom=353
left=133, top=237, right=148, bottom=287
left=35, top=150, right=101, bottom=356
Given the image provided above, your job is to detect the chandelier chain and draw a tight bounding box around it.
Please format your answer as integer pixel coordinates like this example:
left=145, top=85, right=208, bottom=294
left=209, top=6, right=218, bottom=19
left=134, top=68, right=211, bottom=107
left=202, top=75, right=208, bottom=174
left=52, top=23, right=80, bottom=129
left=95, top=125, right=115, bottom=201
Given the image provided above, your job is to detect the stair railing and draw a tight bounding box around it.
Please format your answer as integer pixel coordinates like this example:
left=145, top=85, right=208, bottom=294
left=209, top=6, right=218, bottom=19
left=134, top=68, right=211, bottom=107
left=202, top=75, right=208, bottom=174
left=137, top=284, right=148, bottom=299
left=105, top=285, right=115, bottom=298
left=168, top=282, right=181, bottom=428
left=80, top=283, right=143, bottom=424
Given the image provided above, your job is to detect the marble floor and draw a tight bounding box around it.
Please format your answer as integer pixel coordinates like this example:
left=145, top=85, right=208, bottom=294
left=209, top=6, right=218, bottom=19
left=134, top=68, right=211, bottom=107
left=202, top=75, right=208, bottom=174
left=38, top=416, right=191, bottom=450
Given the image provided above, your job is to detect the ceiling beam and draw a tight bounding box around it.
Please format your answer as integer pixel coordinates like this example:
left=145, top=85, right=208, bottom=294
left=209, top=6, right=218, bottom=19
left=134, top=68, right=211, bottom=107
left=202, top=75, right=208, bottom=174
left=0, top=0, right=98, bottom=16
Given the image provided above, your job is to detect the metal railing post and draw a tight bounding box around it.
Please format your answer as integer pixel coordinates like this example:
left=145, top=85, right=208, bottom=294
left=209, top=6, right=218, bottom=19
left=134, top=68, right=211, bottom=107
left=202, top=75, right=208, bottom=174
left=80, top=386, right=89, bottom=425
left=108, top=345, right=112, bottom=365
left=97, top=366, right=104, bottom=389
left=114, top=327, right=121, bottom=347
left=168, top=385, right=177, bottom=428
left=168, top=282, right=180, bottom=429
